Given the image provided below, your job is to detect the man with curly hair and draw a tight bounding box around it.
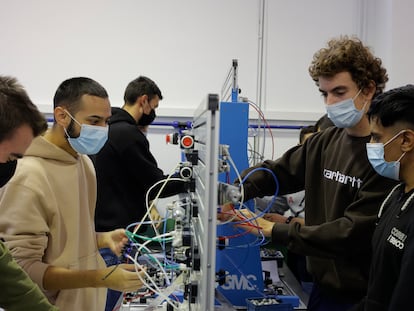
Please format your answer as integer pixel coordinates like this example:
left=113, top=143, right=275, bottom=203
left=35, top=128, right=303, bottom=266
left=221, top=36, right=398, bottom=311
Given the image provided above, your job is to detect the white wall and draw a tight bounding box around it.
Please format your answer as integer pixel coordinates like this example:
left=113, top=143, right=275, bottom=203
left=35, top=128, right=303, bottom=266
left=388, top=0, right=414, bottom=89
left=261, top=0, right=361, bottom=120
left=0, top=0, right=259, bottom=116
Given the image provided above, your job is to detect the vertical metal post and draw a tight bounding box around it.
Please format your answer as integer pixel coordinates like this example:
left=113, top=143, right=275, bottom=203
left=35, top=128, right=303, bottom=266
left=253, top=0, right=266, bottom=165
left=231, top=59, right=239, bottom=103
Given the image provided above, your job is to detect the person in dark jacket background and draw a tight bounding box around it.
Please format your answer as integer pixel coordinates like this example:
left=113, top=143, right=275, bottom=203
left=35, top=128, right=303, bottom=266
left=94, top=76, right=187, bottom=311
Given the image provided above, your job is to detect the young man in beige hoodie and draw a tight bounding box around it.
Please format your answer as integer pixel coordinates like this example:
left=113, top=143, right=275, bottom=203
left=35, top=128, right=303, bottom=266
left=0, top=77, right=146, bottom=310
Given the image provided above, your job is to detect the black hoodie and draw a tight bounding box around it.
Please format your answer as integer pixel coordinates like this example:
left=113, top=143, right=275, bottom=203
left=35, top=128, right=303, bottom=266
left=94, top=107, right=186, bottom=232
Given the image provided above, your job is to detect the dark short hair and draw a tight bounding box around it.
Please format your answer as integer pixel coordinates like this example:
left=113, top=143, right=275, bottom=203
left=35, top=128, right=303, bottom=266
left=0, top=76, right=48, bottom=142
left=368, top=84, right=414, bottom=128
left=309, top=35, right=388, bottom=97
left=124, top=76, right=163, bottom=105
left=53, top=77, right=108, bottom=116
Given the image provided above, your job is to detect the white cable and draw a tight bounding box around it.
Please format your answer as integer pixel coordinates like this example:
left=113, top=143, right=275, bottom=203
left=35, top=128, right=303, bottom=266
left=143, top=165, right=181, bottom=235
left=133, top=163, right=185, bottom=236
left=146, top=272, right=185, bottom=309
left=249, top=99, right=269, bottom=161
left=126, top=253, right=177, bottom=310
left=227, top=153, right=245, bottom=205
left=126, top=231, right=181, bottom=309
left=131, top=231, right=175, bottom=286
left=217, top=149, right=246, bottom=226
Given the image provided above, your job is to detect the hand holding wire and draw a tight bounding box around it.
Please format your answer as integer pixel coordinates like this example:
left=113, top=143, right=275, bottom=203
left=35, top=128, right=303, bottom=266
left=218, top=204, right=274, bottom=238
left=98, top=229, right=129, bottom=257
left=101, top=263, right=147, bottom=292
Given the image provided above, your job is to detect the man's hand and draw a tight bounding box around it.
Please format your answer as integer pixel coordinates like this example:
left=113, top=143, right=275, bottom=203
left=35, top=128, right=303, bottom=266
left=217, top=203, right=238, bottom=222
left=263, top=213, right=287, bottom=223
left=97, top=229, right=128, bottom=256
left=100, top=263, right=147, bottom=292
left=218, top=204, right=274, bottom=238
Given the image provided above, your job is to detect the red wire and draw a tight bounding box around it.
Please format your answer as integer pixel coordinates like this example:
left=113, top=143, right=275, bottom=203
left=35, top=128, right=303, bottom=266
left=248, top=102, right=275, bottom=160
left=219, top=204, right=263, bottom=241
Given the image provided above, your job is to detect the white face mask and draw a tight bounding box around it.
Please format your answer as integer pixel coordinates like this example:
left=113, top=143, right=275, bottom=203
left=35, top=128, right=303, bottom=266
left=64, top=110, right=108, bottom=155
left=366, top=130, right=406, bottom=180
left=326, top=89, right=365, bottom=128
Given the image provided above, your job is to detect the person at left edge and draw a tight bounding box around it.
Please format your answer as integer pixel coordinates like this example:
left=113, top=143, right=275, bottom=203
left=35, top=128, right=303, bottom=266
left=0, top=77, right=147, bottom=311
left=0, top=75, right=58, bottom=311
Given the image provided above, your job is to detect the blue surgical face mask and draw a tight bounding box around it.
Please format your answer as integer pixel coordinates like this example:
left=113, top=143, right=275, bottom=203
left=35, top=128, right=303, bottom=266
left=366, top=130, right=407, bottom=180
left=64, top=110, right=108, bottom=155
left=326, top=89, right=365, bottom=128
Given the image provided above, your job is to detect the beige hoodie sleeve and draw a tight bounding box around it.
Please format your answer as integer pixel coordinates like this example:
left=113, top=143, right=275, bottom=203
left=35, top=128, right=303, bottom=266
left=0, top=173, right=53, bottom=291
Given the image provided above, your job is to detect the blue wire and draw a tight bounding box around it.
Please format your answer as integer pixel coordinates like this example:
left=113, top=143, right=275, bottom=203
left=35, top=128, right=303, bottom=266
left=232, top=167, right=280, bottom=224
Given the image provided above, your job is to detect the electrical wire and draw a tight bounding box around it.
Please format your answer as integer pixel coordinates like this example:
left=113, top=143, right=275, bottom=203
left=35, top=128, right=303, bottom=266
left=121, top=118, right=280, bottom=308
left=125, top=230, right=184, bottom=309
left=219, top=167, right=280, bottom=243
left=217, top=151, right=269, bottom=248
left=133, top=163, right=185, bottom=238
left=127, top=253, right=177, bottom=310
left=248, top=99, right=275, bottom=160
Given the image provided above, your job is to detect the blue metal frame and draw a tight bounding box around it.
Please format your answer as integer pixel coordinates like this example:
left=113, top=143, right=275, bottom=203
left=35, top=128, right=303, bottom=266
left=216, top=101, right=264, bottom=307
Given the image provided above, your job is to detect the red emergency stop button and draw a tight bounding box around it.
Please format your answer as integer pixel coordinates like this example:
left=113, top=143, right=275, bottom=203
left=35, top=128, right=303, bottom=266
left=180, top=135, right=194, bottom=149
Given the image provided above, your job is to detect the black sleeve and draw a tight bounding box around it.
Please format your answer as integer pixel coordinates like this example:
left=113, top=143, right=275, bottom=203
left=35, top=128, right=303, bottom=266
left=236, top=144, right=306, bottom=201
left=121, top=135, right=187, bottom=199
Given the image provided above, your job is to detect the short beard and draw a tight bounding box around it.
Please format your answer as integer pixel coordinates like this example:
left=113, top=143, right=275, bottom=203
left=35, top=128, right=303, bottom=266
left=66, top=119, right=79, bottom=138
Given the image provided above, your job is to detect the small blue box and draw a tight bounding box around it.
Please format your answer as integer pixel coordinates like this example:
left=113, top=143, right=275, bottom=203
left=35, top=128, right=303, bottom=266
left=278, top=295, right=300, bottom=307
left=246, top=297, right=293, bottom=311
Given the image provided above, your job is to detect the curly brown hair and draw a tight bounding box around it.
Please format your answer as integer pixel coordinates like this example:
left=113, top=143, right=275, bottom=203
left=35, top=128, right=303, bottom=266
left=308, top=35, right=388, bottom=97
